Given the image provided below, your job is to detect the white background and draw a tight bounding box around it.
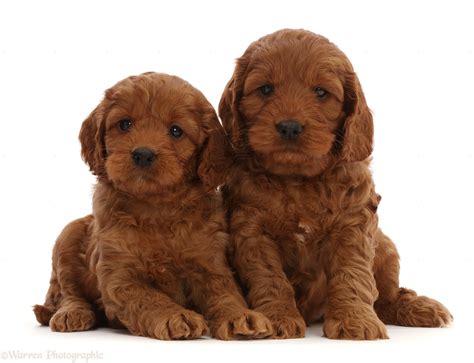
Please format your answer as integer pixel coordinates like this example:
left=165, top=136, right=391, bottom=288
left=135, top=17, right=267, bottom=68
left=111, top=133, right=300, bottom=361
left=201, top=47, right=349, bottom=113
left=1, top=0, right=473, bottom=362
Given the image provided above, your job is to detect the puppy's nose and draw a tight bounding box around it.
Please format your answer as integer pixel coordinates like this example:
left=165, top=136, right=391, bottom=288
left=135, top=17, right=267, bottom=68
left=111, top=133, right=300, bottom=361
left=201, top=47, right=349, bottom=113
left=276, top=120, right=303, bottom=140
left=132, top=148, right=156, bottom=167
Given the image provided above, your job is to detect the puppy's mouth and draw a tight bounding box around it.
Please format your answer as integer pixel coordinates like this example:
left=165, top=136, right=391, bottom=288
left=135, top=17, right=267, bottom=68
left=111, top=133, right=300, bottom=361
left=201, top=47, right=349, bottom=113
left=256, top=147, right=313, bottom=164
left=133, top=171, right=157, bottom=184
left=276, top=151, right=313, bottom=163
left=271, top=141, right=311, bottom=156
left=277, top=142, right=305, bottom=152
left=132, top=165, right=157, bottom=176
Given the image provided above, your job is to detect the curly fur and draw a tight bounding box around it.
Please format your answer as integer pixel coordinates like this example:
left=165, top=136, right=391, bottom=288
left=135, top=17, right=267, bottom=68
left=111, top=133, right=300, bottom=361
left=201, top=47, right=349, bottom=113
left=219, top=29, right=452, bottom=340
left=34, top=72, right=272, bottom=340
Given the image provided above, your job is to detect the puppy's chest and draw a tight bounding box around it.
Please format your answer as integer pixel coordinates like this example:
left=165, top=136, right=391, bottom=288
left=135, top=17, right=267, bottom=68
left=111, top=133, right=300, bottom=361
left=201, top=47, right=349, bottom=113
left=136, top=218, right=206, bottom=260
left=264, top=184, right=334, bottom=241
left=123, top=210, right=209, bottom=270
left=258, top=183, right=338, bottom=271
left=133, top=226, right=202, bottom=302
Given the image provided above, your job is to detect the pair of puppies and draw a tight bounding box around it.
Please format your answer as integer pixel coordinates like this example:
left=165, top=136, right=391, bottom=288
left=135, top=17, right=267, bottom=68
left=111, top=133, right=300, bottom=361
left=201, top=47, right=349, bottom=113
left=35, top=29, right=452, bottom=340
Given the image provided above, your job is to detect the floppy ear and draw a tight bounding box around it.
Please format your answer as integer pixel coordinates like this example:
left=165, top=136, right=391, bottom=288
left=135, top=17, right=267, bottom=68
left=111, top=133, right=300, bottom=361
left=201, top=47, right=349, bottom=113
left=340, top=72, right=374, bottom=162
left=218, top=77, right=241, bottom=149
left=197, top=107, right=233, bottom=189
left=78, top=104, right=107, bottom=179
left=218, top=42, right=259, bottom=150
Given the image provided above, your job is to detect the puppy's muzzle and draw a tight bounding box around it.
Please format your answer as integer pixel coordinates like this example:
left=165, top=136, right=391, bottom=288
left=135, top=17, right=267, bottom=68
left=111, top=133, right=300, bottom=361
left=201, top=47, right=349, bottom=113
left=276, top=120, right=303, bottom=141
left=132, top=148, right=156, bottom=167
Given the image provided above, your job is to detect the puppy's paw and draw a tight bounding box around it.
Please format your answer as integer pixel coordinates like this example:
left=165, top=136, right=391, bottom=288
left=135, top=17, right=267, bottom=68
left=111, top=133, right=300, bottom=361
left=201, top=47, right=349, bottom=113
left=396, top=289, right=453, bottom=327
left=50, top=307, right=96, bottom=332
left=256, top=303, right=306, bottom=339
left=33, top=304, right=54, bottom=326
left=153, top=310, right=208, bottom=340
left=211, top=310, right=273, bottom=340
left=270, top=315, right=306, bottom=339
left=324, top=306, right=388, bottom=340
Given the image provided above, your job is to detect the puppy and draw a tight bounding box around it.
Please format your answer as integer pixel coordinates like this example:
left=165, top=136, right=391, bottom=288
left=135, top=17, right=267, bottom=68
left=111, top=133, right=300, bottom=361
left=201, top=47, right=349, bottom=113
left=219, top=29, right=452, bottom=339
left=34, top=72, right=272, bottom=340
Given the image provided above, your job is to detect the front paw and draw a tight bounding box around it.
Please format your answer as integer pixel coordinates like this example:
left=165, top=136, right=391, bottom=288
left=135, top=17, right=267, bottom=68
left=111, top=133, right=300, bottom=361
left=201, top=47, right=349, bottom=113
left=256, top=303, right=306, bottom=339
left=211, top=310, right=273, bottom=340
left=324, top=306, right=388, bottom=340
left=50, top=307, right=96, bottom=332
left=153, top=310, right=208, bottom=340
left=396, top=289, right=453, bottom=327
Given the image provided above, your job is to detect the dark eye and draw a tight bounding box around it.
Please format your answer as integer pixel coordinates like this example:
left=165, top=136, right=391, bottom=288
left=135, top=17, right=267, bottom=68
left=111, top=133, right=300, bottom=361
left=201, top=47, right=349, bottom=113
left=118, top=118, right=132, bottom=132
left=169, top=125, right=184, bottom=138
left=314, top=87, right=328, bottom=98
left=259, top=84, right=274, bottom=96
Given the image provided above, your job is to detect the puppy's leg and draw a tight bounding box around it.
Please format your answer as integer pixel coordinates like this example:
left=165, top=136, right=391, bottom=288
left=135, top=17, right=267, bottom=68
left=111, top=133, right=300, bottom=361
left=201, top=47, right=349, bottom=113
left=373, top=229, right=453, bottom=327
left=231, top=221, right=306, bottom=339
left=33, top=271, right=60, bottom=325
left=48, top=298, right=97, bottom=333
left=34, top=215, right=97, bottom=332
left=323, top=214, right=388, bottom=340
left=98, top=256, right=208, bottom=340
left=187, top=249, right=273, bottom=340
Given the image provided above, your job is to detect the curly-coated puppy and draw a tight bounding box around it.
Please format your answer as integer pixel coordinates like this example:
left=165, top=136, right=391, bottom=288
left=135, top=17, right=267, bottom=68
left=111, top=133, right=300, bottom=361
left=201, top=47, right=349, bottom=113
left=219, top=29, right=452, bottom=340
left=34, top=72, right=272, bottom=340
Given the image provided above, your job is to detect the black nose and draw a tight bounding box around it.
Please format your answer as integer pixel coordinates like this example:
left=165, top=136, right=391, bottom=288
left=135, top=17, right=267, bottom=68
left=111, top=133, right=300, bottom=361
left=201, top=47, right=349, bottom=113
left=132, top=148, right=156, bottom=167
left=276, top=121, right=303, bottom=140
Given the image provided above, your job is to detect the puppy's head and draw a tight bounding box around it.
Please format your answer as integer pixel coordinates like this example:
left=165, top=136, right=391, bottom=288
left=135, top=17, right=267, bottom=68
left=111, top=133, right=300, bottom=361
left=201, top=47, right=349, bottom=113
left=219, top=29, right=373, bottom=177
left=79, top=72, right=229, bottom=195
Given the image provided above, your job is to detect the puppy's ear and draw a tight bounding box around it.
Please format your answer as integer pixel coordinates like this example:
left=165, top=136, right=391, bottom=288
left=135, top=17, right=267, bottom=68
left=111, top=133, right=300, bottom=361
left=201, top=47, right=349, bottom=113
left=79, top=104, right=107, bottom=179
left=218, top=43, right=258, bottom=150
left=339, top=72, right=374, bottom=162
left=197, top=107, right=233, bottom=189
left=218, top=78, right=241, bottom=149
left=197, top=106, right=233, bottom=189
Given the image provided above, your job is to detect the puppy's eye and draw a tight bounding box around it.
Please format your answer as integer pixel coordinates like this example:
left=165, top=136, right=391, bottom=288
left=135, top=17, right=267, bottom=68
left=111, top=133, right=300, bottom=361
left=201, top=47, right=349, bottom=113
left=169, top=125, right=184, bottom=139
left=259, top=84, right=274, bottom=96
left=118, top=118, right=132, bottom=132
left=314, top=87, right=328, bottom=99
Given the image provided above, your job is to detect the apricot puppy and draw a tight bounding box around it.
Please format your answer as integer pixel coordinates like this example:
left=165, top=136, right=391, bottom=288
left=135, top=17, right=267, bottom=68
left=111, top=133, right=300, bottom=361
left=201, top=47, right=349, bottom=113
left=219, top=29, right=452, bottom=339
left=34, top=72, right=272, bottom=340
